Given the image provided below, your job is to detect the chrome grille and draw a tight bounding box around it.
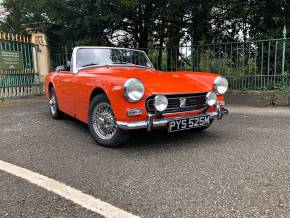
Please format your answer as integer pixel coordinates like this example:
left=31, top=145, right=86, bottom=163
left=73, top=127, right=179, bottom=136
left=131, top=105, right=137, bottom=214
left=146, top=92, right=208, bottom=114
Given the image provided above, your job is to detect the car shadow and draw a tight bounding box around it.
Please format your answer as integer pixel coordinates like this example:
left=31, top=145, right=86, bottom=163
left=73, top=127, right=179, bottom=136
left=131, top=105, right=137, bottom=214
left=123, top=129, right=219, bottom=149
left=59, top=113, right=220, bottom=151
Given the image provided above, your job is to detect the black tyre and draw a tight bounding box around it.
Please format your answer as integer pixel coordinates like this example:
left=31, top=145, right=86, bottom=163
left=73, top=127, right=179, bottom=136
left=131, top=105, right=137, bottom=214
left=88, top=94, right=130, bottom=147
left=49, top=87, right=63, bottom=119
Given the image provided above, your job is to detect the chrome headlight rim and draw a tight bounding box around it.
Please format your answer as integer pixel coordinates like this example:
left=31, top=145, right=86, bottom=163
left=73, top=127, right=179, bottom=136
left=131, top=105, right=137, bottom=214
left=206, top=92, right=217, bottom=106
left=214, top=76, right=228, bottom=95
left=124, top=78, right=145, bottom=102
left=154, top=95, right=168, bottom=112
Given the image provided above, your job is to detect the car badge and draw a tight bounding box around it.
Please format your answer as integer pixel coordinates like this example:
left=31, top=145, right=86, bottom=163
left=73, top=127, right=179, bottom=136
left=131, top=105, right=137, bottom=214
left=179, top=97, right=186, bottom=108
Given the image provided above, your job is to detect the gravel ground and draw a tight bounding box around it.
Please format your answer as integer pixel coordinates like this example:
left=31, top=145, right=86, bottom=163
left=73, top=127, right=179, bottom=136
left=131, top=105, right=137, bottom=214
left=0, top=97, right=290, bottom=217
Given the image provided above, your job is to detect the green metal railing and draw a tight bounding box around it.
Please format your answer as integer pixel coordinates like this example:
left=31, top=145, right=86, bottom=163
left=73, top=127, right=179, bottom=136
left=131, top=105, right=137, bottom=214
left=146, top=38, right=289, bottom=90
left=54, top=46, right=71, bottom=67
left=54, top=33, right=289, bottom=91
left=0, top=33, right=40, bottom=97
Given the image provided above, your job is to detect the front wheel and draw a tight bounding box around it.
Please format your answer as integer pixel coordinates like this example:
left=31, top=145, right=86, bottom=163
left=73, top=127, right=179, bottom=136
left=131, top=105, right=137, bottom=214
left=88, top=94, right=130, bottom=147
left=49, top=87, right=63, bottom=119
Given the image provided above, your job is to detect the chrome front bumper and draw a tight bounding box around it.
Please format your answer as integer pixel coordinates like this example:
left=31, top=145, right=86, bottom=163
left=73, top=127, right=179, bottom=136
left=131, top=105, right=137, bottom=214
left=116, top=108, right=229, bottom=131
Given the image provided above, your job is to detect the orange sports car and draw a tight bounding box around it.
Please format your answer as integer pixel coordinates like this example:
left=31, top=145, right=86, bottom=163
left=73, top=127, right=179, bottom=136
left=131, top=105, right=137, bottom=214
left=45, top=47, right=229, bottom=147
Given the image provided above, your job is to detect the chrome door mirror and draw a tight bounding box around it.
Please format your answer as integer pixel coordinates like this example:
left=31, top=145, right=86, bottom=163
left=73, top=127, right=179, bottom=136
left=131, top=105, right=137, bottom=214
left=55, top=65, right=66, bottom=72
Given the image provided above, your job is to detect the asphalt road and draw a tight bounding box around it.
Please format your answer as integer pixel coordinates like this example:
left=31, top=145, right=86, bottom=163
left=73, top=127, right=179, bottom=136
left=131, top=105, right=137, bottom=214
left=0, top=97, right=290, bottom=217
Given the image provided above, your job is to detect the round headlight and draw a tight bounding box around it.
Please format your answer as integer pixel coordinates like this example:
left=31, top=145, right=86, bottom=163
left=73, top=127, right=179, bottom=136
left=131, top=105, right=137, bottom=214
left=124, top=78, right=145, bottom=102
left=214, top=76, right=228, bottom=95
left=206, top=92, right=217, bottom=106
left=154, top=95, right=168, bottom=112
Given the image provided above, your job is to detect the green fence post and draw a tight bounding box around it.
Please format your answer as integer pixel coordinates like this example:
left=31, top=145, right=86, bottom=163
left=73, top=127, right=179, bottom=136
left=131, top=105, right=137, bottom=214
left=282, top=25, right=287, bottom=86
left=33, top=45, right=40, bottom=90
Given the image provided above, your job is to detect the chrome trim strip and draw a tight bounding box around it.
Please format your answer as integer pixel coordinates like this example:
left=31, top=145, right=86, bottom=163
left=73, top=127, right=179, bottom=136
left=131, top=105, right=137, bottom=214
left=117, top=121, right=147, bottom=130
left=146, top=107, right=207, bottom=115
left=78, top=64, right=153, bottom=72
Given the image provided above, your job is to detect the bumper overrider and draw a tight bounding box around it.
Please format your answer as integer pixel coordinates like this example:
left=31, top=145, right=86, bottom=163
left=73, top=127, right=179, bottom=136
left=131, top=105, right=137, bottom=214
left=117, top=108, right=229, bottom=131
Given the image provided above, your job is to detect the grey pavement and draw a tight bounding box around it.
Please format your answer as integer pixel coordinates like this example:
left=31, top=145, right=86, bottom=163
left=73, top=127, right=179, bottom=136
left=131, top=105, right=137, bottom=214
left=0, top=97, right=290, bottom=217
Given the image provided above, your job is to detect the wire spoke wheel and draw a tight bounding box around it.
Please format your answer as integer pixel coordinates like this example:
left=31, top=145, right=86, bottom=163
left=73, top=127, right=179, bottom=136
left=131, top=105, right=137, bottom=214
left=88, top=94, right=129, bottom=147
left=92, top=102, right=118, bottom=140
left=49, top=92, right=57, bottom=115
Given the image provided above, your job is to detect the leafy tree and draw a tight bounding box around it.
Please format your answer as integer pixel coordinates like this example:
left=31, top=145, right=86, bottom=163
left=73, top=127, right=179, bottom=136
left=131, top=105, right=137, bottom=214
left=1, top=0, right=289, bottom=55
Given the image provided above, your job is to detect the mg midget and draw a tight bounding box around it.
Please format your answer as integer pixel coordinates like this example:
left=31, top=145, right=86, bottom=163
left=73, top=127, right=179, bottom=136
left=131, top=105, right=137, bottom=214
left=45, top=47, right=229, bottom=147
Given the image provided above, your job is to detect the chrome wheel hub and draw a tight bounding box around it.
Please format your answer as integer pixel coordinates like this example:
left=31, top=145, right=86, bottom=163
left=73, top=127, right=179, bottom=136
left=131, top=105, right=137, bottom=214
left=92, top=103, right=118, bottom=140
left=49, top=96, right=56, bottom=114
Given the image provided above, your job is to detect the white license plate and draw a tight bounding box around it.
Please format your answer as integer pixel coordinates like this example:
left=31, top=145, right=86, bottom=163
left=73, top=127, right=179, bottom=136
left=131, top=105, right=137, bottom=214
left=168, top=115, right=210, bottom=132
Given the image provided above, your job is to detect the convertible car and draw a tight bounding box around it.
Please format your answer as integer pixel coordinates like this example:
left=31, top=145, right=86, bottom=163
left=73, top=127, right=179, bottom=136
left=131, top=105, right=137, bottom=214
left=45, top=47, right=229, bottom=147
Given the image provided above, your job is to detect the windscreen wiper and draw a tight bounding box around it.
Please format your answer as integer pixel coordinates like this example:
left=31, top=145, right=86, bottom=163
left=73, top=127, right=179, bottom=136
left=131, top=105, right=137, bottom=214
left=81, top=63, right=99, bottom=67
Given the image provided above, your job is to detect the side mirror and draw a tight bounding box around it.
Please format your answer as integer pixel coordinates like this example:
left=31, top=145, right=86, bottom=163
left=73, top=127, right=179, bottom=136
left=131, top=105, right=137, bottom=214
left=55, top=60, right=71, bottom=72
left=66, top=60, right=71, bottom=71
left=55, top=65, right=66, bottom=72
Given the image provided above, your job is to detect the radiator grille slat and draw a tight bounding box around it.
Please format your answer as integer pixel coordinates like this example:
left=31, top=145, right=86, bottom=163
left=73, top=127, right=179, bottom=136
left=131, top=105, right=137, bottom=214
left=146, top=92, right=208, bottom=114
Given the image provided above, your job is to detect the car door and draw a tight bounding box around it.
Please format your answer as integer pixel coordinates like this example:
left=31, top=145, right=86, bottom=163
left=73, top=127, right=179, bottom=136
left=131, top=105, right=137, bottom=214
left=54, top=70, right=75, bottom=116
left=69, top=71, right=92, bottom=123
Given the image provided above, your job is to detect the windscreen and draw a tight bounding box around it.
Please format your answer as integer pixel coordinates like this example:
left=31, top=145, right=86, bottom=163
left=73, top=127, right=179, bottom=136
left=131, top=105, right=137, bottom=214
left=76, top=48, right=153, bottom=69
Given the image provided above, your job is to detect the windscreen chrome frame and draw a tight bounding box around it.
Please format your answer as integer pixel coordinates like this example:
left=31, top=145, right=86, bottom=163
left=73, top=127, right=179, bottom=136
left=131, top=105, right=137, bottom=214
left=72, top=46, right=154, bottom=74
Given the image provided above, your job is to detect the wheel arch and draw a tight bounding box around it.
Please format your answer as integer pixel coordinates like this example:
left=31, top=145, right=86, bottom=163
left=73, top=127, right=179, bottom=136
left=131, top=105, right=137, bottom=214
left=89, top=87, right=108, bottom=103
left=48, top=82, right=54, bottom=98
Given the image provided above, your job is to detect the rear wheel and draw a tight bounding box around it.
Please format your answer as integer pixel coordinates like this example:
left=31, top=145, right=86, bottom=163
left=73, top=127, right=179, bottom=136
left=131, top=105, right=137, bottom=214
left=49, top=87, right=63, bottom=119
left=88, top=94, right=130, bottom=147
